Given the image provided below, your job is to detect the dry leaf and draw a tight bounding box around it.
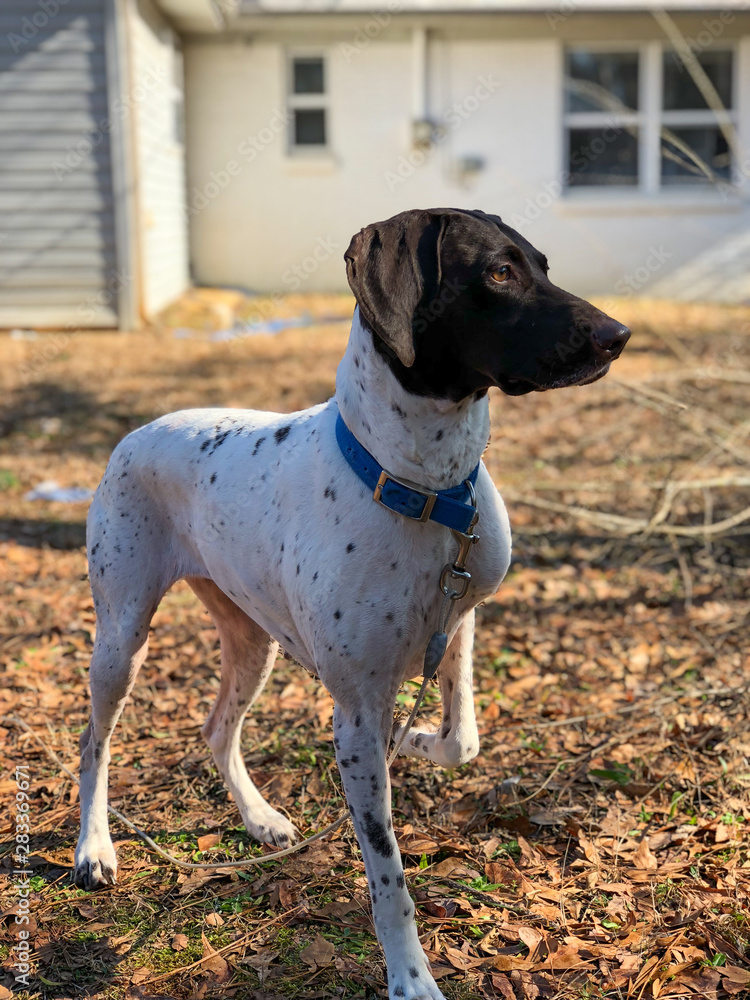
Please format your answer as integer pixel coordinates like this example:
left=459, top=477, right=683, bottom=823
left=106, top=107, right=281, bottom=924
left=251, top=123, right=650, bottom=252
left=443, top=946, right=486, bottom=970
left=197, top=833, right=221, bottom=851
left=171, top=933, right=189, bottom=951
left=299, top=934, right=336, bottom=969
left=200, top=931, right=231, bottom=983
left=632, top=839, right=658, bottom=870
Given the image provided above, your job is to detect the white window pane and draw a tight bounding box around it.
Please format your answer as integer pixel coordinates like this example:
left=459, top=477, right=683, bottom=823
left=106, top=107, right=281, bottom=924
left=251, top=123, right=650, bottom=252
left=566, top=51, right=639, bottom=113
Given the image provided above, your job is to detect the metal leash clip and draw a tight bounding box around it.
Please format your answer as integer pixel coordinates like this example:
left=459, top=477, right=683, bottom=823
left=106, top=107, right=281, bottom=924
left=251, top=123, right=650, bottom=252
left=439, top=479, right=480, bottom=601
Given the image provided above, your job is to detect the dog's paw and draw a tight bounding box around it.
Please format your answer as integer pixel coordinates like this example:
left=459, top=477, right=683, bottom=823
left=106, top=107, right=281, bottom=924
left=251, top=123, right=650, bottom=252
left=72, top=843, right=118, bottom=891
left=245, top=809, right=299, bottom=850
left=388, top=977, right=446, bottom=1000
left=392, top=724, right=437, bottom=761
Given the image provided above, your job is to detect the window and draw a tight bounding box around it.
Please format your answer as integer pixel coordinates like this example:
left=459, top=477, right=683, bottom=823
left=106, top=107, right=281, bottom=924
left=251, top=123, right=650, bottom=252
left=288, top=55, right=327, bottom=150
left=660, top=49, right=733, bottom=186
left=564, top=46, right=736, bottom=192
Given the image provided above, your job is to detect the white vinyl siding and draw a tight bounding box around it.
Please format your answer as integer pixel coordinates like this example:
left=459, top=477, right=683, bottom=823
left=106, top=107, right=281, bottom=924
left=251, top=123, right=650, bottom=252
left=0, top=0, right=119, bottom=327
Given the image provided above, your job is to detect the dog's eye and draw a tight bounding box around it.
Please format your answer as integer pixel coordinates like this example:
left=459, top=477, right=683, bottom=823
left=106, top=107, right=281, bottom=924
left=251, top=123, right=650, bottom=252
left=491, top=266, right=511, bottom=283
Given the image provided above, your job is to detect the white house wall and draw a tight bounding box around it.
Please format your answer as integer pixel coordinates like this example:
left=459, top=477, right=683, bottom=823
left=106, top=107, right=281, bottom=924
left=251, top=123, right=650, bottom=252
left=184, top=17, right=750, bottom=299
left=129, top=0, right=189, bottom=316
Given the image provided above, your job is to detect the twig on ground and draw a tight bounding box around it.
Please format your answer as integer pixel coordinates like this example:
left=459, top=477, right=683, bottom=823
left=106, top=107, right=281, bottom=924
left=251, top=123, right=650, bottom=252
left=504, top=490, right=750, bottom=538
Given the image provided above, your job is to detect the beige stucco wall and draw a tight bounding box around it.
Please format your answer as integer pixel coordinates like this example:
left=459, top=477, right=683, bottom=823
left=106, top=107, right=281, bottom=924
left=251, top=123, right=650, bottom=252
left=130, top=0, right=190, bottom=316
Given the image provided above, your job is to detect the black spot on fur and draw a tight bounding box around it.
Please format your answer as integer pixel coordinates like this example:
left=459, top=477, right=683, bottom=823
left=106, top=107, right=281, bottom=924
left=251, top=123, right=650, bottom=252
left=275, top=425, right=291, bottom=444
left=252, top=436, right=265, bottom=455
left=381, top=875, right=390, bottom=885
left=362, top=811, right=393, bottom=858
left=409, top=968, right=419, bottom=979
left=346, top=542, right=355, bottom=553
left=436, top=429, right=444, bottom=440
left=334, top=609, right=341, bottom=620
left=210, top=472, right=217, bottom=484
left=323, top=485, right=337, bottom=502
left=355, top=715, right=361, bottom=727
left=396, top=874, right=405, bottom=888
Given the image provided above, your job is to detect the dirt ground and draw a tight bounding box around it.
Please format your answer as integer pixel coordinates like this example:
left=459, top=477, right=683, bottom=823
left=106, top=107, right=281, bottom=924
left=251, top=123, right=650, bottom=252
left=1, top=292, right=749, bottom=1000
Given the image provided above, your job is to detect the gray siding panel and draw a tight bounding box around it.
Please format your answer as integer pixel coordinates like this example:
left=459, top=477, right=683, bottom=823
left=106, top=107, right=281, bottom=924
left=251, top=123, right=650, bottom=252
left=0, top=0, right=119, bottom=328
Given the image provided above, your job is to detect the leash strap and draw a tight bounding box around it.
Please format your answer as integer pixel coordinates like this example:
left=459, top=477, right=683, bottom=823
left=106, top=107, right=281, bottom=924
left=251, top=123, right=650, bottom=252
left=335, top=412, right=480, bottom=534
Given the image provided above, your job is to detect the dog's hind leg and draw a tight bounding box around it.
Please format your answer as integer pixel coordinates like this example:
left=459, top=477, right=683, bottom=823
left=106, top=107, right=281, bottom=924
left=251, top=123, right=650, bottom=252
left=74, top=569, right=167, bottom=890
left=187, top=577, right=298, bottom=848
left=393, top=611, right=479, bottom=768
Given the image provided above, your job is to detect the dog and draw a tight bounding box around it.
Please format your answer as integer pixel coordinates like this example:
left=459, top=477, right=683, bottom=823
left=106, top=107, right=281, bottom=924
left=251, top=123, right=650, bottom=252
left=73, top=208, right=629, bottom=1000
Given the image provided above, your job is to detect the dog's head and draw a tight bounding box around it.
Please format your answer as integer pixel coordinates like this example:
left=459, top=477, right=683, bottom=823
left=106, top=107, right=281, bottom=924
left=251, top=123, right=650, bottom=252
left=345, top=207, right=630, bottom=401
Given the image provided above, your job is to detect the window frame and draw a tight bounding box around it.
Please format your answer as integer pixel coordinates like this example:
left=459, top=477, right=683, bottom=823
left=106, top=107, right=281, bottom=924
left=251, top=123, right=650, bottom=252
left=562, top=40, right=739, bottom=196
left=286, top=50, right=329, bottom=155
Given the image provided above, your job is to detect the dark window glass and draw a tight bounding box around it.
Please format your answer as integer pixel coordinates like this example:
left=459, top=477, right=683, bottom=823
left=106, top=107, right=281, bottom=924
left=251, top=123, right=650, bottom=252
left=568, top=127, right=639, bottom=186
left=663, top=50, right=732, bottom=110
left=566, top=51, right=639, bottom=113
left=294, top=109, right=326, bottom=145
left=661, top=126, right=731, bottom=184
left=293, top=58, right=324, bottom=95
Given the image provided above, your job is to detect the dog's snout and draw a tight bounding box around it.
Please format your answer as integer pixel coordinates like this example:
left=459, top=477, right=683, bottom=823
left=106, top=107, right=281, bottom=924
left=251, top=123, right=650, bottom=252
left=591, top=319, right=630, bottom=359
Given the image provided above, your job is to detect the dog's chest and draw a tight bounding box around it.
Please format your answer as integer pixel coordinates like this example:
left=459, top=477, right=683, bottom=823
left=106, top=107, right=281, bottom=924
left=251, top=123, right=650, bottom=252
left=147, top=404, right=510, bottom=675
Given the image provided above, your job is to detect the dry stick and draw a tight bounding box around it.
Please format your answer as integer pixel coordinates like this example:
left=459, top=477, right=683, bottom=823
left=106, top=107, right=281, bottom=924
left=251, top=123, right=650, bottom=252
left=611, top=377, right=689, bottom=412
left=503, top=491, right=750, bottom=538
left=652, top=9, right=743, bottom=165
left=520, top=475, right=750, bottom=495
left=640, top=369, right=750, bottom=387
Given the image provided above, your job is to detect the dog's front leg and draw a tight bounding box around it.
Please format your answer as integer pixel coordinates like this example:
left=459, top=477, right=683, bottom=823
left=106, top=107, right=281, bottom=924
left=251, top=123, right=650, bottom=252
left=333, top=702, right=445, bottom=1000
left=393, top=612, right=479, bottom=768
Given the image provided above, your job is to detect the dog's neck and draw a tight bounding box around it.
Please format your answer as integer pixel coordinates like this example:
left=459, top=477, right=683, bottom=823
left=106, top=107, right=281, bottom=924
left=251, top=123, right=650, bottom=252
left=334, top=309, right=490, bottom=491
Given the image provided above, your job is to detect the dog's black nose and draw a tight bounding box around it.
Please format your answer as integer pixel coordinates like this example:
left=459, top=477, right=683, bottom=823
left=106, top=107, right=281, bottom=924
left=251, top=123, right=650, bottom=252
left=592, top=319, right=630, bottom=359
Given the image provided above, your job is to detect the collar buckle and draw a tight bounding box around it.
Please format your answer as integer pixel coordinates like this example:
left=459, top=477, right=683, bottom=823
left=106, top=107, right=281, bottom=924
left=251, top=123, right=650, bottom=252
left=373, top=469, right=438, bottom=522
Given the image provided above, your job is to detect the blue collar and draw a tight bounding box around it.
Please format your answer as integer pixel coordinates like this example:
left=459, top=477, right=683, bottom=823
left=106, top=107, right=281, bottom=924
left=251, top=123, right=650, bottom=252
left=335, top=411, right=480, bottom=533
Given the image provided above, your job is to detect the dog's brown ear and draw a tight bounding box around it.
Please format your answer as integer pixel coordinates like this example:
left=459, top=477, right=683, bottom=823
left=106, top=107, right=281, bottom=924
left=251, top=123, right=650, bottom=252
left=344, top=210, right=449, bottom=368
